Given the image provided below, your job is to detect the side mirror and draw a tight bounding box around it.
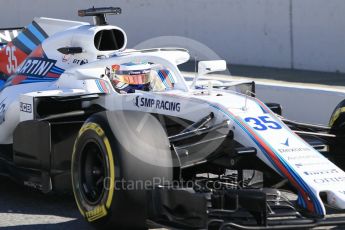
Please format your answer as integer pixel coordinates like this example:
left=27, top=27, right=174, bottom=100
left=58, top=47, right=83, bottom=54
left=198, top=60, right=227, bottom=76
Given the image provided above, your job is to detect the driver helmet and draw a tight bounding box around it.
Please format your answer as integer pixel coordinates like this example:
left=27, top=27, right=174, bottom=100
left=107, top=62, right=151, bottom=93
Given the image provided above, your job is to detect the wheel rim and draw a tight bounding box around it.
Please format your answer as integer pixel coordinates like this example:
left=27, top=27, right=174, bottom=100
left=79, top=141, right=107, bottom=205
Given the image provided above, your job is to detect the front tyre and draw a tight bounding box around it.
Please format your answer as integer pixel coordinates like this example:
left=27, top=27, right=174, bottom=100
left=329, top=99, right=345, bottom=135
left=329, top=99, right=345, bottom=169
left=72, top=111, right=173, bottom=229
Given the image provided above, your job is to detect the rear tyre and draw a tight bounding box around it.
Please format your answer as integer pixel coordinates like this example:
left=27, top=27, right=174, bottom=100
left=71, top=111, right=173, bottom=229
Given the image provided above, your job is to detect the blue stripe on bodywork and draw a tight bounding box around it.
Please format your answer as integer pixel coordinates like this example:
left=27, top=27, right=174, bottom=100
left=51, top=66, right=64, bottom=72
left=16, top=33, right=36, bottom=51
left=0, top=80, right=4, bottom=91
left=22, top=78, right=56, bottom=83
left=27, top=24, right=46, bottom=42
left=49, top=69, right=64, bottom=74
left=95, top=80, right=104, bottom=92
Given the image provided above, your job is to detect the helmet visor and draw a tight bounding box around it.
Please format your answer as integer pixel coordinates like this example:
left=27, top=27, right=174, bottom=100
left=115, top=73, right=150, bottom=85
left=112, top=67, right=151, bottom=85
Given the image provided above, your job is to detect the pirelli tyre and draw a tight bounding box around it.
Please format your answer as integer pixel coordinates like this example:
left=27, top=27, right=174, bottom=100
left=71, top=111, right=173, bottom=229
left=329, top=99, right=345, bottom=169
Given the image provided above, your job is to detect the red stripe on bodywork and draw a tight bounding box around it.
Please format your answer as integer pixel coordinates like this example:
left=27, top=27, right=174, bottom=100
left=11, top=75, right=27, bottom=85
left=161, top=70, right=172, bottom=88
left=99, top=80, right=109, bottom=93
left=29, top=45, right=45, bottom=58
left=46, top=72, right=60, bottom=78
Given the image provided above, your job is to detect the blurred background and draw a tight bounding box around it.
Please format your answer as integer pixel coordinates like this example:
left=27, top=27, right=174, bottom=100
left=1, top=0, right=345, bottom=74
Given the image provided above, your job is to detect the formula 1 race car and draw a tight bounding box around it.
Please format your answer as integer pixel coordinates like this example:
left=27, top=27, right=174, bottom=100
left=1, top=7, right=345, bottom=229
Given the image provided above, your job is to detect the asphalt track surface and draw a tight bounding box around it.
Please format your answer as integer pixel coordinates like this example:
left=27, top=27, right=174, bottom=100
left=0, top=177, right=92, bottom=229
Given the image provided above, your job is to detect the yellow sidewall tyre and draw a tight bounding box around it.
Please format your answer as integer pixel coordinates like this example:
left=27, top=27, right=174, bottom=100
left=72, top=111, right=173, bottom=229
left=330, top=99, right=345, bottom=135
left=329, top=99, right=345, bottom=169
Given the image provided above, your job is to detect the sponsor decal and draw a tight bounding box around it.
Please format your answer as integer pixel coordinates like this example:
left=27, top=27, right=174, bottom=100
left=287, top=155, right=321, bottom=160
left=134, top=96, right=181, bottom=112
left=0, top=98, right=6, bottom=113
left=278, top=147, right=311, bottom=154
left=0, top=97, right=6, bottom=124
left=304, top=169, right=339, bottom=176
left=6, top=45, right=17, bottom=73
left=24, top=181, right=42, bottom=190
left=17, top=58, right=56, bottom=77
left=281, top=138, right=289, bottom=147
left=0, top=29, right=21, bottom=43
left=244, top=115, right=282, bottom=131
left=314, top=177, right=345, bottom=184
left=0, top=104, right=6, bottom=113
left=278, top=138, right=318, bottom=155
left=85, top=205, right=107, bottom=222
left=62, top=54, right=71, bottom=62
left=73, top=59, right=88, bottom=65
left=295, top=162, right=326, bottom=168
left=20, top=102, right=32, bottom=113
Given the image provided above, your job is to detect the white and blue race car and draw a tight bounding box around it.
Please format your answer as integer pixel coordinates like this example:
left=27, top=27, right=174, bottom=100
left=0, top=7, right=345, bottom=229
